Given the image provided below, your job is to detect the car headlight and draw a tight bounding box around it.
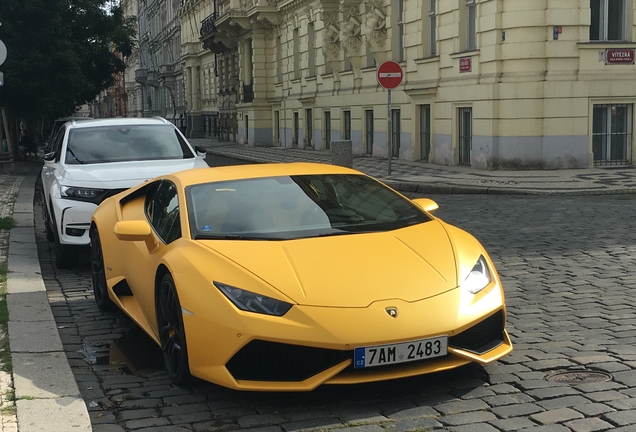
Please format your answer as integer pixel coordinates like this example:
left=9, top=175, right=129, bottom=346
left=463, top=255, right=492, bottom=294
left=60, top=186, right=105, bottom=202
left=215, top=282, right=293, bottom=316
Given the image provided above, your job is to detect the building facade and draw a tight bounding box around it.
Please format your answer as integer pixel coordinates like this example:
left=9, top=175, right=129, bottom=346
left=197, top=0, right=636, bottom=169
left=134, top=0, right=185, bottom=125
left=180, top=0, right=229, bottom=138
left=121, top=0, right=143, bottom=117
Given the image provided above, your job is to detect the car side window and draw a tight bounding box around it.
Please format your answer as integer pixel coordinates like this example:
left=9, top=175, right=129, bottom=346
left=145, top=181, right=181, bottom=244
left=53, top=126, right=67, bottom=161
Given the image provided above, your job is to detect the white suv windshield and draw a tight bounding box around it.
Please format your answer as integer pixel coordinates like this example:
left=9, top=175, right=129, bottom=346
left=65, top=124, right=194, bottom=165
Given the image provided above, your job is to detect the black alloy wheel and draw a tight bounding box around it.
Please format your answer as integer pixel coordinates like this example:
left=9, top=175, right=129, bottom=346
left=157, top=273, right=190, bottom=384
left=90, top=229, right=115, bottom=311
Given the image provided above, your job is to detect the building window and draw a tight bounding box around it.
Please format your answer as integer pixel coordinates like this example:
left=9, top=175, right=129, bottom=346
left=244, top=115, right=249, bottom=144
left=590, top=0, right=626, bottom=41
left=274, top=110, right=280, bottom=145
left=293, top=28, right=300, bottom=80
left=427, top=0, right=437, bottom=57
left=343, top=110, right=351, bottom=140
left=393, top=0, right=405, bottom=62
left=306, top=109, right=313, bottom=148
left=308, top=23, right=316, bottom=77
left=324, top=111, right=331, bottom=149
left=365, top=109, right=374, bottom=155
left=293, top=112, right=299, bottom=146
left=466, top=0, right=477, bottom=51
left=276, top=36, right=283, bottom=83
left=245, top=38, right=253, bottom=86
left=420, top=105, right=431, bottom=161
left=458, top=107, right=472, bottom=166
left=593, top=104, right=632, bottom=166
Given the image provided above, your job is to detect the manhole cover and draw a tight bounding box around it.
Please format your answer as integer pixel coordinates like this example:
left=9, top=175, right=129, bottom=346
left=545, top=370, right=613, bottom=384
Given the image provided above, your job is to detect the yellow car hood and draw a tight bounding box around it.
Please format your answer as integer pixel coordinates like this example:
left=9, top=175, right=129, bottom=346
left=200, top=220, right=458, bottom=307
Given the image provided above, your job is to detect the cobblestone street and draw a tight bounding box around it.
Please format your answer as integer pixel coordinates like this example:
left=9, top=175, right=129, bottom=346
left=34, top=188, right=636, bottom=432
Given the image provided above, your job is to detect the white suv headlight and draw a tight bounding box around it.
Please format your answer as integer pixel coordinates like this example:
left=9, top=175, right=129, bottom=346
left=60, top=186, right=105, bottom=202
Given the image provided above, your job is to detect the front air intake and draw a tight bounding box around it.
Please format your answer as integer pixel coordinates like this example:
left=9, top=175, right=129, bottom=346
left=227, top=340, right=350, bottom=382
left=449, top=310, right=505, bottom=354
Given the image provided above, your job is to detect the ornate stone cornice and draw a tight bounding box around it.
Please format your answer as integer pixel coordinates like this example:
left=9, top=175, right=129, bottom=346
left=256, top=12, right=283, bottom=28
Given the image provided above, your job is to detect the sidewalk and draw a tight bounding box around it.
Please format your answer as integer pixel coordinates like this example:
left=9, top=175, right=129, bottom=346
left=190, top=138, right=636, bottom=195
left=4, top=159, right=90, bottom=432
left=5, top=142, right=636, bottom=431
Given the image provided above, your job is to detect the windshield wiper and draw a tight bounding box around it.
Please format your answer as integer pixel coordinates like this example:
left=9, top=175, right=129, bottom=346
left=66, top=146, right=85, bottom=164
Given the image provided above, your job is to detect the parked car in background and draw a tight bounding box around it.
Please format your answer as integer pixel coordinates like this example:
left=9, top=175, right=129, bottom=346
left=90, top=163, right=512, bottom=390
left=41, top=117, right=209, bottom=268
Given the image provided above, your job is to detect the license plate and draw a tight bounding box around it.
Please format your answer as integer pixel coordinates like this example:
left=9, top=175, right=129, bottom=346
left=354, top=336, right=448, bottom=369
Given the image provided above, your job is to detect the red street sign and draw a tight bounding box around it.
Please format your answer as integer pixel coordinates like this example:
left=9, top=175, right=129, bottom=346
left=606, top=49, right=634, bottom=64
left=377, top=61, right=404, bottom=90
left=459, top=57, right=472, bottom=72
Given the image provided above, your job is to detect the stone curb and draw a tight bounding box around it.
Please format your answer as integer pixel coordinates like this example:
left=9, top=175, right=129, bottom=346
left=7, top=165, right=91, bottom=432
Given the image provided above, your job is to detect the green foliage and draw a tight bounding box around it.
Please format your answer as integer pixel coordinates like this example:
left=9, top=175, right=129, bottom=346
left=0, top=405, right=16, bottom=416
left=0, top=219, right=14, bottom=231
left=0, top=263, right=7, bottom=284
left=0, top=0, right=136, bottom=121
left=0, top=297, right=10, bottom=373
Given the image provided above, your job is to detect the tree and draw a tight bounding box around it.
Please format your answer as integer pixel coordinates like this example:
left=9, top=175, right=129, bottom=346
left=0, top=0, right=135, bottom=125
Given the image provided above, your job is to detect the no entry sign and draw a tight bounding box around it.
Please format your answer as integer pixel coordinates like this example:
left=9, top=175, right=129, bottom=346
left=377, top=61, right=403, bottom=90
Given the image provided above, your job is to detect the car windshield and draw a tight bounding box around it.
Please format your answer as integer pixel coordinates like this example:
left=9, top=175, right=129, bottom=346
left=64, top=125, right=194, bottom=164
left=186, top=174, right=432, bottom=240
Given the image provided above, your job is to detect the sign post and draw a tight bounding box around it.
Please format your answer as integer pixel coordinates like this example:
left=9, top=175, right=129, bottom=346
left=377, top=61, right=403, bottom=175
left=0, top=39, right=6, bottom=87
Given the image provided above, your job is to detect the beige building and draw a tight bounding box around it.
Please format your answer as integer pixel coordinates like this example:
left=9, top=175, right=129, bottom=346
left=186, top=0, right=636, bottom=169
left=181, top=0, right=238, bottom=139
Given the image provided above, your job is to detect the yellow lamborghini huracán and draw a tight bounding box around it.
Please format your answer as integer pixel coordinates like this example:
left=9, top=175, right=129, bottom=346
left=90, top=163, right=512, bottom=391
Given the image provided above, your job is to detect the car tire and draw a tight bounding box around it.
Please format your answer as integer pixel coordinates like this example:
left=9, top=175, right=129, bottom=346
left=53, top=231, right=79, bottom=269
left=42, top=196, right=55, bottom=242
left=90, top=229, right=115, bottom=311
left=157, top=273, right=190, bottom=384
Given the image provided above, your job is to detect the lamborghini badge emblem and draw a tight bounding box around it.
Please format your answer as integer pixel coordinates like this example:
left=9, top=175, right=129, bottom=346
left=385, top=307, right=398, bottom=318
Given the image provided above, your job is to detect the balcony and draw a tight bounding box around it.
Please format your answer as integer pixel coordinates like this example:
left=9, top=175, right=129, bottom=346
left=200, top=13, right=217, bottom=37
left=146, top=71, right=159, bottom=87
left=134, top=69, right=148, bottom=84
left=159, top=64, right=174, bottom=78
left=200, top=12, right=238, bottom=54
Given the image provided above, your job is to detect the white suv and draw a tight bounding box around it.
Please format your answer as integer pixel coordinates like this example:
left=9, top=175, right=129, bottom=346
left=41, top=117, right=209, bottom=268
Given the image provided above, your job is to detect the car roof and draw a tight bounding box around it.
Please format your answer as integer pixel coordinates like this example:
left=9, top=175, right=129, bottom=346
left=55, top=116, right=93, bottom=122
left=163, top=163, right=364, bottom=187
left=64, top=117, right=172, bottom=129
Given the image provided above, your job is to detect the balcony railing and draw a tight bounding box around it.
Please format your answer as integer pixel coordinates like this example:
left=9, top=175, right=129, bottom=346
left=200, top=11, right=237, bottom=54
left=200, top=13, right=217, bottom=38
